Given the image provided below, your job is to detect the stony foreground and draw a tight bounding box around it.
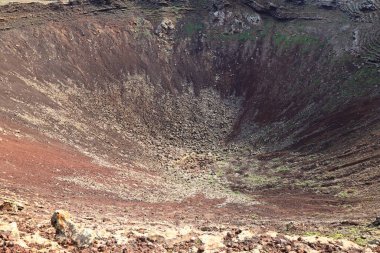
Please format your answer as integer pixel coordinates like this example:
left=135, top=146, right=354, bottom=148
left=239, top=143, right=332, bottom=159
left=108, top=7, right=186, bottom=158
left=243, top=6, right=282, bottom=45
left=0, top=199, right=379, bottom=253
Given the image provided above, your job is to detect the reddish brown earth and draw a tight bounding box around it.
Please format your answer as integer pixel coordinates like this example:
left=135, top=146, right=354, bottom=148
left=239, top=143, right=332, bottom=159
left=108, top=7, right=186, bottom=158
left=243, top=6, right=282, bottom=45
left=0, top=118, right=341, bottom=223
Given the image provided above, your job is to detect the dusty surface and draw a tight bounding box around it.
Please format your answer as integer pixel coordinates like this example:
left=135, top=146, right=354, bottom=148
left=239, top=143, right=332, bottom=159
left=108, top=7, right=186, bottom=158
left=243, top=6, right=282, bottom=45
left=1, top=201, right=380, bottom=252
left=0, top=0, right=379, bottom=251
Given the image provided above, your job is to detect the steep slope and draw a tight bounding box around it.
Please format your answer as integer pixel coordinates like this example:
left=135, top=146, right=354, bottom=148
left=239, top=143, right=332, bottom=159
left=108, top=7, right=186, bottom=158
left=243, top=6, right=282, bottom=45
left=0, top=0, right=379, bottom=242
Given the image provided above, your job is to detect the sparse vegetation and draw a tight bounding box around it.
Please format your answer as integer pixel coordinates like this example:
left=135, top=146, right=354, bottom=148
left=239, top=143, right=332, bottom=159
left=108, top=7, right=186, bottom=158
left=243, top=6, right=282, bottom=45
left=302, top=226, right=380, bottom=247
left=294, top=180, right=317, bottom=188
left=341, top=66, right=380, bottom=98
left=244, top=174, right=279, bottom=187
left=274, top=165, right=291, bottom=174
left=273, top=33, right=323, bottom=50
left=209, top=30, right=257, bottom=42
left=184, top=22, right=204, bottom=36
left=336, top=189, right=356, bottom=198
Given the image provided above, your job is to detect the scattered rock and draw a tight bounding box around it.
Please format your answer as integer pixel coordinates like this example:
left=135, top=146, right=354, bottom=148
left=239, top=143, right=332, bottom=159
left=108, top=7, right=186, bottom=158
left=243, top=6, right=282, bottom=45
left=179, top=225, right=192, bottom=236
left=147, top=234, right=166, bottom=244
left=286, top=0, right=305, bottom=5
left=265, top=231, right=278, bottom=237
left=318, top=0, right=337, bottom=9
left=237, top=230, right=254, bottom=241
left=24, top=232, right=60, bottom=249
left=340, top=220, right=360, bottom=226
left=339, top=238, right=363, bottom=251
left=0, top=200, right=24, bottom=212
left=244, top=13, right=261, bottom=25
left=155, top=18, right=175, bottom=37
left=0, top=222, right=20, bottom=240
left=368, top=239, right=380, bottom=246
left=199, top=234, right=224, bottom=251
left=369, top=216, right=380, bottom=227
left=359, top=0, right=377, bottom=11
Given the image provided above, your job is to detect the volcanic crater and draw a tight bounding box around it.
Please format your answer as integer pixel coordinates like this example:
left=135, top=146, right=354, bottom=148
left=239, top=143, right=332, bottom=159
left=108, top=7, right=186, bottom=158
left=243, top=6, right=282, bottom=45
left=0, top=0, right=379, bottom=251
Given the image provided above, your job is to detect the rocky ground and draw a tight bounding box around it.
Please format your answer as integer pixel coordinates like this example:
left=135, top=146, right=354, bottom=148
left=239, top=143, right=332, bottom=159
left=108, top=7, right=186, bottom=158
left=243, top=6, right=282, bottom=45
left=1, top=198, right=380, bottom=253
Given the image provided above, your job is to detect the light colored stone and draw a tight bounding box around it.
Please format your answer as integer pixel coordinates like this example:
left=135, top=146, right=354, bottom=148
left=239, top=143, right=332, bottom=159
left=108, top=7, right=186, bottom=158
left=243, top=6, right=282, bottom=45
left=339, top=239, right=362, bottom=250
left=265, top=231, right=278, bottom=237
left=160, top=18, right=174, bottom=30
left=0, top=222, right=20, bottom=240
left=190, top=246, right=198, bottom=253
left=147, top=227, right=178, bottom=240
left=24, top=232, right=60, bottom=249
left=74, top=228, right=95, bottom=247
left=155, top=18, right=175, bottom=37
left=284, top=235, right=298, bottom=241
left=15, top=239, right=28, bottom=249
left=199, top=234, right=224, bottom=251
left=94, top=228, right=112, bottom=240
left=179, top=225, right=192, bottom=236
left=113, top=230, right=130, bottom=245
left=302, top=235, right=333, bottom=245
left=237, top=230, right=254, bottom=241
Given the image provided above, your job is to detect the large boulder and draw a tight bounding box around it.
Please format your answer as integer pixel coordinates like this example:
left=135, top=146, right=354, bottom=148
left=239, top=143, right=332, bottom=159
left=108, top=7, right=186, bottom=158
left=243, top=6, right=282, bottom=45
left=51, top=210, right=95, bottom=247
left=51, top=210, right=77, bottom=239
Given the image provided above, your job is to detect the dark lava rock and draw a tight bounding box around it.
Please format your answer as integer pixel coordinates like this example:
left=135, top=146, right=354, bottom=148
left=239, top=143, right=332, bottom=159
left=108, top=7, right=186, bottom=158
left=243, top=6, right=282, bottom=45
left=369, top=216, right=380, bottom=227
left=318, top=0, right=337, bottom=9
left=359, top=0, right=377, bottom=11
left=286, top=0, right=305, bottom=5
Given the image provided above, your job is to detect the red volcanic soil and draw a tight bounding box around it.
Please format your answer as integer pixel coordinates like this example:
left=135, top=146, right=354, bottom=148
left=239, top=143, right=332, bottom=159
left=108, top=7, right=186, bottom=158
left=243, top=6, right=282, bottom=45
left=0, top=116, right=355, bottom=226
left=0, top=118, right=114, bottom=197
left=0, top=132, right=108, bottom=188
